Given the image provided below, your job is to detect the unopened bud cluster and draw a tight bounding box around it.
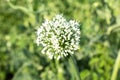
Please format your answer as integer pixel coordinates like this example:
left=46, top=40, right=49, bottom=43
left=36, top=14, right=80, bottom=60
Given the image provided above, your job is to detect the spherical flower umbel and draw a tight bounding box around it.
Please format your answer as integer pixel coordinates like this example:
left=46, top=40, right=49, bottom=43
left=36, top=14, right=80, bottom=60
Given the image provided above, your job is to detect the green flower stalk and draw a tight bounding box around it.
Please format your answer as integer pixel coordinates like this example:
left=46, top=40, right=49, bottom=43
left=111, top=50, right=120, bottom=80
left=36, top=14, right=80, bottom=60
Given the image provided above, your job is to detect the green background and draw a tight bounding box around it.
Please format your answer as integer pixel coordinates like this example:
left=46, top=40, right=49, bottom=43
left=0, top=0, right=120, bottom=80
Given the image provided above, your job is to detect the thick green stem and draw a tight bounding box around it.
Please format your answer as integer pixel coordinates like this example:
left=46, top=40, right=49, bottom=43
left=68, top=56, right=81, bottom=80
left=111, top=50, right=120, bottom=80
left=55, top=60, right=64, bottom=80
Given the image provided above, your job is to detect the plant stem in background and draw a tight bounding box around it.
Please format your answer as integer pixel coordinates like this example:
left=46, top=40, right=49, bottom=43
left=111, top=50, right=120, bottom=80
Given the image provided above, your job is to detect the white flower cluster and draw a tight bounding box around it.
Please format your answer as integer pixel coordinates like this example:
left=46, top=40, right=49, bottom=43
left=36, top=14, right=80, bottom=60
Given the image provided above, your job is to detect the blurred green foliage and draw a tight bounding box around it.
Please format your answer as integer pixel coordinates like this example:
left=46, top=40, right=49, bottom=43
left=0, top=0, right=120, bottom=80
